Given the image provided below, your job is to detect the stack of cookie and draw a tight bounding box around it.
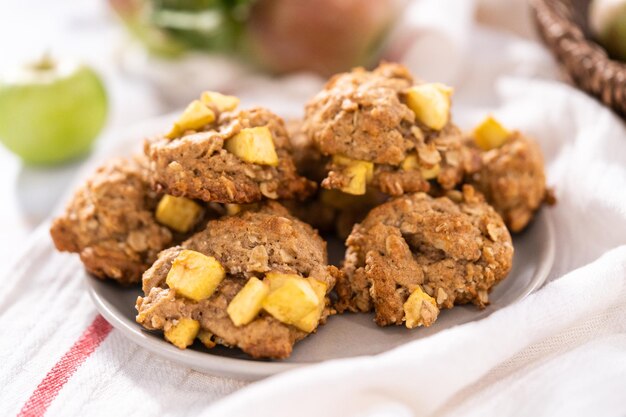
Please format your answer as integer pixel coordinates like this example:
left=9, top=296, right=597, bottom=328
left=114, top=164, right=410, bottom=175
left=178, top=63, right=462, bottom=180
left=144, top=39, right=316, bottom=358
left=50, top=62, right=551, bottom=359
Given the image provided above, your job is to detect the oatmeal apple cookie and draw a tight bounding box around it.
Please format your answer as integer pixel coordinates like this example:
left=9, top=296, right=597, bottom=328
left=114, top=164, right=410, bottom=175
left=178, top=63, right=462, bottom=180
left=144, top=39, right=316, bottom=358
left=50, top=156, right=210, bottom=284
left=286, top=119, right=388, bottom=237
left=145, top=93, right=315, bottom=204
left=136, top=202, right=340, bottom=359
left=337, top=185, right=513, bottom=328
left=465, top=116, right=550, bottom=233
left=302, top=62, right=467, bottom=197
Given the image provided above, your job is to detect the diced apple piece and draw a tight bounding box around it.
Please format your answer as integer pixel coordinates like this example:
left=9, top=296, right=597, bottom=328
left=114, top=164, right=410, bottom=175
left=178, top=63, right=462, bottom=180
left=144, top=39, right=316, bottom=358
left=406, top=83, right=453, bottom=131
left=403, top=286, right=439, bottom=329
left=293, top=278, right=328, bottom=333
left=155, top=194, right=202, bottom=233
left=333, top=155, right=374, bottom=181
left=400, top=153, right=440, bottom=180
left=420, top=164, right=441, bottom=180
left=264, top=271, right=299, bottom=292
left=227, top=277, right=270, bottom=326
left=200, top=91, right=240, bottom=112
left=263, top=272, right=327, bottom=332
left=332, top=155, right=374, bottom=196
left=225, top=204, right=242, bottom=216
left=473, top=115, right=510, bottom=151
left=166, top=100, right=216, bottom=139
left=164, top=318, right=200, bottom=349
left=197, top=330, right=216, bottom=349
left=224, top=203, right=258, bottom=216
left=225, top=126, right=279, bottom=166
left=401, top=153, right=419, bottom=171
left=262, top=275, right=319, bottom=325
left=166, top=250, right=225, bottom=302
left=342, top=164, right=368, bottom=195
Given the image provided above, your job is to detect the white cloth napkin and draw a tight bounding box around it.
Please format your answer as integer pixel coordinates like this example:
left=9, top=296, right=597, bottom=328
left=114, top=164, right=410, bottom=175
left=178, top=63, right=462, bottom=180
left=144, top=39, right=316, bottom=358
left=2, top=0, right=626, bottom=416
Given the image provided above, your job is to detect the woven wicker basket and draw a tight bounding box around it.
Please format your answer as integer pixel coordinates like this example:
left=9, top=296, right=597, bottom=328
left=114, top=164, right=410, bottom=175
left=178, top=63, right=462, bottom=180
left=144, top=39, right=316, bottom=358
left=530, top=0, right=626, bottom=118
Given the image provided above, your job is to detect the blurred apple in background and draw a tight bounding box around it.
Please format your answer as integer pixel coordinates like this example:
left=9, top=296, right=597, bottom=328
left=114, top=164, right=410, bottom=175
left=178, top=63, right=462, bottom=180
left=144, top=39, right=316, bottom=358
left=0, top=56, right=108, bottom=165
left=245, top=0, right=401, bottom=75
left=109, top=0, right=403, bottom=76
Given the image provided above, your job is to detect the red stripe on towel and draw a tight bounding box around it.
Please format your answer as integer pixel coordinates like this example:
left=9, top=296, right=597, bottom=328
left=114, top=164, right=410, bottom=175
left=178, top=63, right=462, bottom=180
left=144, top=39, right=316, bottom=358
left=17, top=315, right=113, bottom=417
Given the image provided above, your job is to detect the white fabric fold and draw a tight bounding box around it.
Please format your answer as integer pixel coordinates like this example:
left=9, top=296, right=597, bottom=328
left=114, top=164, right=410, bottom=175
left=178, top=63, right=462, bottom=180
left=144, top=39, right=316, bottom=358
left=207, top=247, right=626, bottom=417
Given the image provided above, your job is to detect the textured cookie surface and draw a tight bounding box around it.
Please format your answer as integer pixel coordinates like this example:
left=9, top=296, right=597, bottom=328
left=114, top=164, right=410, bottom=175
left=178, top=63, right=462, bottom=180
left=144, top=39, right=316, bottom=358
left=146, top=107, right=316, bottom=204
left=338, top=186, right=513, bottom=327
left=466, top=132, right=547, bottom=232
left=50, top=156, right=176, bottom=284
left=303, top=62, right=468, bottom=196
left=136, top=202, right=339, bottom=359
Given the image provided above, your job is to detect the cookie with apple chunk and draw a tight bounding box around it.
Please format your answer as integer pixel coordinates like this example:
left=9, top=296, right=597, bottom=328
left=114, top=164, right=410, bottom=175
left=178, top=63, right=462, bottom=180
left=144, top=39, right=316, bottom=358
left=302, top=62, right=471, bottom=197
left=145, top=92, right=316, bottom=204
left=338, top=185, right=513, bottom=329
left=285, top=118, right=388, bottom=239
left=136, top=202, right=340, bottom=359
left=464, top=116, right=551, bottom=233
left=50, top=155, right=211, bottom=284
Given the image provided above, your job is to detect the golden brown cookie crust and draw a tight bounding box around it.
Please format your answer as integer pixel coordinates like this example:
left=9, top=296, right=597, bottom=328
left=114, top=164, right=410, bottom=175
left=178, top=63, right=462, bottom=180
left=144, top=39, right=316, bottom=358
left=304, top=63, right=415, bottom=165
left=145, top=107, right=316, bottom=204
left=136, top=202, right=340, bottom=359
left=338, top=186, right=513, bottom=327
left=303, top=62, right=467, bottom=196
left=466, top=132, right=547, bottom=232
left=50, top=156, right=175, bottom=285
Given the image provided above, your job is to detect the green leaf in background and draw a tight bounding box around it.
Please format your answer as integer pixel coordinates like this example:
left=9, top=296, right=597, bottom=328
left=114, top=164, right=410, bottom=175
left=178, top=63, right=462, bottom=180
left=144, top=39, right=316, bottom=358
left=109, top=0, right=255, bottom=57
left=147, top=0, right=255, bottom=53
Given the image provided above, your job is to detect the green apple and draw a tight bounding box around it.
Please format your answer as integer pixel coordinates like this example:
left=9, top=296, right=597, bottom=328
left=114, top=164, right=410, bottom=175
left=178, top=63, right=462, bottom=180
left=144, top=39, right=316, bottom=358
left=0, top=57, right=108, bottom=165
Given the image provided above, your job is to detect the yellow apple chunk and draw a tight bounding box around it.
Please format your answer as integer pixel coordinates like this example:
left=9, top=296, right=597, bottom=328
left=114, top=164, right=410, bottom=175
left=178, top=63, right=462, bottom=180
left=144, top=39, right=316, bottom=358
left=406, top=83, right=453, bottom=130
left=166, top=250, right=225, bottom=302
left=225, top=126, right=279, bottom=166
left=319, top=189, right=369, bottom=210
left=200, top=91, right=240, bottom=112
left=293, top=278, right=328, bottom=333
left=332, top=155, right=374, bottom=196
left=264, top=271, right=298, bottom=291
left=227, top=277, right=270, bottom=326
left=400, top=153, right=440, bottom=180
left=164, top=318, right=200, bottom=349
left=167, top=100, right=216, bottom=139
left=224, top=204, right=242, bottom=216
left=262, top=275, right=319, bottom=325
left=400, top=153, right=419, bottom=171
left=420, top=164, right=441, bottom=180
left=403, top=286, right=439, bottom=329
left=342, top=164, right=369, bottom=195
left=155, top=194, right=202, bottom=233
left=473, top=115, right=510, bottom=151
left=333, top=155, right=374, bottom=181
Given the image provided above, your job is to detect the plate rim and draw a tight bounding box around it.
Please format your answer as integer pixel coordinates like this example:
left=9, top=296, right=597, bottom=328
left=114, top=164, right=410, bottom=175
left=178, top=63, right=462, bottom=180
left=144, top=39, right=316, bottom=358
left=506, top=208, right=556, bottom=304
left=86, top=209, right=556, bottom=381
left=87, top=281, right=302, bottom=380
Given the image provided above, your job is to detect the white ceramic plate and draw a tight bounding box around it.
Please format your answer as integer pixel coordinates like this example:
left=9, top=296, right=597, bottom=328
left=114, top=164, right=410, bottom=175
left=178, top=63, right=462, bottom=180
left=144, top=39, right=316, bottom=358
left=87, top=209, right=555, bottom=380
